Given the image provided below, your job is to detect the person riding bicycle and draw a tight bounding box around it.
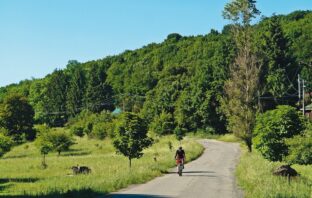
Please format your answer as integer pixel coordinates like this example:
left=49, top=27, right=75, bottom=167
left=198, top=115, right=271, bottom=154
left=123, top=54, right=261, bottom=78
left=175, top=146, right=185, bottom=169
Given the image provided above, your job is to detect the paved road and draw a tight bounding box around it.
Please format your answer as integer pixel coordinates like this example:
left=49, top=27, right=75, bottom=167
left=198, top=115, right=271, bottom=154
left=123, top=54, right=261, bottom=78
left=107, top=139, right=243, bottom=198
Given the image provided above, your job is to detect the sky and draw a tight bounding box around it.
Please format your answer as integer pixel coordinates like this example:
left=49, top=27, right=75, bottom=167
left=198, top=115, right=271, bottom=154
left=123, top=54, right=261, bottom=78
left=0, top=0, right=311, bottom=87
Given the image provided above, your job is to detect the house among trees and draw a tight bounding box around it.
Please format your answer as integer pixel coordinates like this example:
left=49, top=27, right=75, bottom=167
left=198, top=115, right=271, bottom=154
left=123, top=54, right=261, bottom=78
left=303, top=104, right=312, bottom=120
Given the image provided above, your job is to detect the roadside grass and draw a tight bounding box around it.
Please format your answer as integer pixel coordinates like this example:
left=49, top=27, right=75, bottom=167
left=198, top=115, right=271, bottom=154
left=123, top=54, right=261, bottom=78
left=0, top=135, right=204, bottom=197
left=236, top=147, right=312, bottom=198
left=188, top=131, right=241, bottom=143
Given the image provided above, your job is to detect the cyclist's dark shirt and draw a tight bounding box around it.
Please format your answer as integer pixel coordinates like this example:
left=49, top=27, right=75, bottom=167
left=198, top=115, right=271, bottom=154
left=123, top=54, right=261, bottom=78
left=175, top=149, right=185, bottom=159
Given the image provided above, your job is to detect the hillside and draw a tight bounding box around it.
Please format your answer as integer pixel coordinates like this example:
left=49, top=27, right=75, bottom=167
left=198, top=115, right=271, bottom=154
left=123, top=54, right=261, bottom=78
left=0, top=10, right=311, bottom=132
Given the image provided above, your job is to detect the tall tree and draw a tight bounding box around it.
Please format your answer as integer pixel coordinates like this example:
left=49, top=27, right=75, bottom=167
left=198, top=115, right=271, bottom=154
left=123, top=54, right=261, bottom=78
left=0, top=93, right=35, bottom=141
left=222, top=0, right=261, bottom=152
left=44, top=70, right=68, bottom=127
left=66, top=64, right=86, bottom=117
left=85, top=63, right=114, bottom=113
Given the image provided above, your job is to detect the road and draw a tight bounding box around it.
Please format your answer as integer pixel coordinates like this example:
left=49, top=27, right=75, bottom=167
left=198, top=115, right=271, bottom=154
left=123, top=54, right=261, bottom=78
left=107, top=139, right=243, bottom=198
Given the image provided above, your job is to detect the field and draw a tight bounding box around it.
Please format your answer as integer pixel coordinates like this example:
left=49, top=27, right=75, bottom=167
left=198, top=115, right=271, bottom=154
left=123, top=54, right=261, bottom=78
left=0, top=134, right=204, bottom=197
left=236, top=147, right=312, bottom=198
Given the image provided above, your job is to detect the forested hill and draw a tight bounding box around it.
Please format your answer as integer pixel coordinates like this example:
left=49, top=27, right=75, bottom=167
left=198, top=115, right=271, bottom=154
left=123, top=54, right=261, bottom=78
left=0, top=10, right=311, bottom=132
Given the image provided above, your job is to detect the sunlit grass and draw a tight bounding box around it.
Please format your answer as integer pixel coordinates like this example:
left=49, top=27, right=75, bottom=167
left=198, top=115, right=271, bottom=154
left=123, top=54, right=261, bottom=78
left=0, top=135, right=203, bottom=197
left=236, top=147, right=312, bottom=198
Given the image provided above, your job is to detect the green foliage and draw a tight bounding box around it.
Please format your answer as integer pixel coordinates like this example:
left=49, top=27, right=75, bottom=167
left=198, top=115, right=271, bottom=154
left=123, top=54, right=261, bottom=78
left=36, top=127, right=75, bottom=156
left=113, top=112, right=153, bottom=167
left=0, top=10, right=310, bottom=141
left=85, top=62, right=114, bottom=113
left=91, top=122, right=108, bottom=140
left=286, top=123, right=312, bottom=165
left=44, top=69, right=69, bottom=127
left=66, top=61, right=86, bottom=117
left=174, top=126, right=186, bottom=142
left=222, top=0, right=261, bottom=152
left=69, top=110, right=115, bottom=139
left=70, top=125, right=84, bottom=137
left=0, top=132, right=13, bottom=157
left=223, top=0, right=260, bottom=26
left=253, top=105, right=304, bottom=161
left=0, top=93, right=35, bottom=142
left=149, top=110, right=174, bottom=135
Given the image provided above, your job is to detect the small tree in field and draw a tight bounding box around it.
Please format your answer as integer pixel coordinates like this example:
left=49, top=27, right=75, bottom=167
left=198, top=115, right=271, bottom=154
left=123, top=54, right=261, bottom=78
left=113, top=112, right=153, bottom=168
left=49, top=130, right=75, bottom=156
left=35, top=126, right=53, bottom=168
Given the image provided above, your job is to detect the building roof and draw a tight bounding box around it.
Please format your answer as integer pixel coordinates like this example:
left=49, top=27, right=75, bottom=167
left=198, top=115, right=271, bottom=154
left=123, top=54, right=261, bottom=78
left=304, top=104, right=312, bottom=111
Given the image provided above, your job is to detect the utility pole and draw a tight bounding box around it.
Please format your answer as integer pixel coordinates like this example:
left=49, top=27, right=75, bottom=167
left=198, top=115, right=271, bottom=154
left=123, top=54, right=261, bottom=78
left=302, top=79, right=305, bottom=116
left=298, top=74, right=301, bottom=103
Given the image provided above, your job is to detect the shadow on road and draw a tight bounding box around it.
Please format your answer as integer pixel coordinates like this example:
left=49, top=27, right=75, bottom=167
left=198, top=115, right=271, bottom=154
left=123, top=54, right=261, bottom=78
left=107, top=194, right=169, bottom=198
left=166, top=170, right=215, bottom=174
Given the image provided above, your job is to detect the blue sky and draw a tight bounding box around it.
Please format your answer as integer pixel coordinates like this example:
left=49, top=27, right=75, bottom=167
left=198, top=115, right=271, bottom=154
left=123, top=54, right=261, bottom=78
left=0, top=0, right=311, bottom=87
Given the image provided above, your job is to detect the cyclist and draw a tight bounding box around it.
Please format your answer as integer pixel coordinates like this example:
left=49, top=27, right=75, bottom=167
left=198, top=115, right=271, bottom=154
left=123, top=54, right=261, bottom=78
left=175, top=146, right=185, bottom=170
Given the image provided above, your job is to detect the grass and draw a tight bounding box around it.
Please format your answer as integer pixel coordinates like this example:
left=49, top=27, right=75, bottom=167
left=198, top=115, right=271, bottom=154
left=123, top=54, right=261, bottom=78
left=236, top=147, right=312, bottom=198
left=0, top=134, right=204, bottom=197
left=188, top=131, right=241, bottom=143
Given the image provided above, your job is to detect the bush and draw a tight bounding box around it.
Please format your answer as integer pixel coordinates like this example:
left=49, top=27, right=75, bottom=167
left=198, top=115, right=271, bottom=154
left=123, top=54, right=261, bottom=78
left=91, top=122, right=107, bottom=140
left=253, top=105, right=304, bottom=161
left=149, top=111, right=175, bottom=136
left=0, top=133, right=13, bottom=157
left=286, top=123, right=312, bottom=165
left=71, top=125, right=84, bottom=137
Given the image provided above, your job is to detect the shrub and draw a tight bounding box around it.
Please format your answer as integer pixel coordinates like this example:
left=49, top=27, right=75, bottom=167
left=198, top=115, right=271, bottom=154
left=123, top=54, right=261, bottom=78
left=0, top=133, right=13, bottom=157
left=71, top=125, right=84, bottom=137
left=149, top=111, right=174, bottom=136
left=286, top=123, right=312, bottom=165
left=253, top=105, right=304, bottom=161
left=48, top=129, right=75, bottom=156
left=91, top=122, right=107, bottom=140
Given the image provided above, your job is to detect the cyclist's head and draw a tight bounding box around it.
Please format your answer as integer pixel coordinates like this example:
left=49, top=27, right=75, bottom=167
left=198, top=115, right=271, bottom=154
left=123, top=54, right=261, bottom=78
left=179, top=146, right=182, bottom=150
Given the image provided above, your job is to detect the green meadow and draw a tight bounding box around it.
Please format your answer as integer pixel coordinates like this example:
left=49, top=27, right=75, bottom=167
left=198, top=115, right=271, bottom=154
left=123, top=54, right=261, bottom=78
left=236, top=147, right=312, bottom=198
left=0, top=134, right=203, bottom=197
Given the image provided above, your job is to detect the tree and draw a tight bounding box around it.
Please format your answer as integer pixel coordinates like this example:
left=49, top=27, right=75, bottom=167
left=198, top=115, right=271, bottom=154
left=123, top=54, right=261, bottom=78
left=49, top=129, right=75, bottom=156
left=0, top=93, right=35, bottom=142
left=253, top=105, right=304, bottom=161
left=44, top=70, right=69, bottom=127
left=257, top=16, right=297, bottom=109
left=36, top=126, right=74, bottom=157
left=113, top=112, right=153, bottom=168
left=35, top=126, right=53, bottom=168
left=85, top=63, right=114, bottom=113
left=222, top=0, right=261, bottom=152
left=66, top=64, right=86, bottom=117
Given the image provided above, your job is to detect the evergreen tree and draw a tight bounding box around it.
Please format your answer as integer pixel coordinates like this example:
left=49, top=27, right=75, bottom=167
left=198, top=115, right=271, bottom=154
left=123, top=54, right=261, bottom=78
left=259, top=16, right=297, bottom=107
left=85, top=63, right=114, bottom=113
left=66, top=65, right=86, bottom=117
left=44, top=70, right=68, bottom=127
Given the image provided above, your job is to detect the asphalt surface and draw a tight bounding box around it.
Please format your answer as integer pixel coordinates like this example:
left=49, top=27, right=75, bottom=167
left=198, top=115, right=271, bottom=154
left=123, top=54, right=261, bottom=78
left=107, top=139, right=243, bottom=198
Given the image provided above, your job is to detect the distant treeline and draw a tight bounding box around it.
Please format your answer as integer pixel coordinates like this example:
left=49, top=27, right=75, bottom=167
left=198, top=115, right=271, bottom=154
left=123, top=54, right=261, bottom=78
left=0, top=10, right=311, bottom=133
